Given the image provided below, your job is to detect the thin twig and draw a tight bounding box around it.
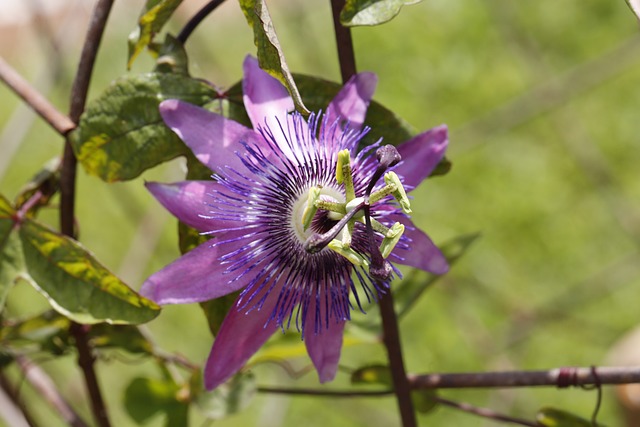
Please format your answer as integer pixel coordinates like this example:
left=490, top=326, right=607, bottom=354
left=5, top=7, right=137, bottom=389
left=409, top=366, right=640, bottom=389
left=434, top=396, right=539, bottom=427
left=15, top=355, right=89, bottom=427
left=258, top=386, right=393, bottom=397
left=176, top=0, right=227, bottom=44
left=379, top=290, right=418, bottom=427
left=330, top=0, right=357, bottom=82
left=62, top=1, right=115, bottom=427
left=0, top=56, right=75, bottom=135
left=0, top=371, right=39, bottom=427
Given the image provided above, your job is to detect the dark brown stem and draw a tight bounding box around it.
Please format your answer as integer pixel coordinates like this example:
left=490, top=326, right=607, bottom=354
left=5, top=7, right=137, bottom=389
left=330, top=0, right=357, bottom=82
left=434, top=396, right=539, bottom=427
left=408, top=366, right=640, bottom=389
left=379, top=290, right=418, bottom=427
left=62, top=1, right=114, bottom=427
left=0, top=56, right=75, bottom=135
left=15, top=355, right=89, bottom=427
left=176, top=0, right=227, bottom=44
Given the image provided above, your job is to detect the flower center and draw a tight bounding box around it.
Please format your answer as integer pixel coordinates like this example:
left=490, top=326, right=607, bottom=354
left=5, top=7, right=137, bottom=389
left=294, top=145, right=413, bottom=281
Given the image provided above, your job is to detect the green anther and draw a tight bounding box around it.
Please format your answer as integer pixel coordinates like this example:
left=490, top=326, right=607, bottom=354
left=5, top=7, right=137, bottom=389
left=384, top=172, right=412, bottom=214
left=337, top=149, right=356, bottom=201
left=369, top=184, right=396, bottom=204
left=315, top=199, right=346, bottom=215
left=328, top=240, right=370, bottom=266
left=302, top=187, right=321, bottom=231
left=367, top=217, right=390, bottom=235
left=380, top=222, right=405, bottom=258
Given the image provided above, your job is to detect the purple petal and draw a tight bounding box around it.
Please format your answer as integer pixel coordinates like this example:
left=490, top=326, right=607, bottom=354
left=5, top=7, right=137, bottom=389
left=326, top=72, right=377, bottom=133
left=146, top=181, right=243, bottom=232
left=391, top=218, right=449, bottom=275
left=140, top=235, right=253, bottom=305
left=159, top=99, right=267, bottom=173
left=204, top=287, right=280, bottom=389
left=242, top=56, right=294, bottom=134
left=304, top=298, right=346, bottom=383
left=394, top=125, right=448, bottom=190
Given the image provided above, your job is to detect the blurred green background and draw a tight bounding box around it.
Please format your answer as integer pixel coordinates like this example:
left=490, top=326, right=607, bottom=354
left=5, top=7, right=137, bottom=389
left=2, top=0, right=640, bottom=425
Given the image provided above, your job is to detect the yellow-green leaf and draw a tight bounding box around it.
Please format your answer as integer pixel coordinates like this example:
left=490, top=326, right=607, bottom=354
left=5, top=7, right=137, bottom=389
left=0, top=194, right=23, bottom=311
left=536, top=407, right=605, bottom=427
left=128, top=0, right=184, bottom=69
left=71, top=72, right=219, bottom=182
left=19, top=220, right=160, bottom=324
left=341, top=0, right=423, bottom=27
left=239, top=0, right=309, bottom=114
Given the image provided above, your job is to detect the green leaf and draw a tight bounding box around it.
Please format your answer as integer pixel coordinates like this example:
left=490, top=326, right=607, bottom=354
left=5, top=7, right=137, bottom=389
left=351, top=364, right=393, bottom=386
left=340, top=0, right=422, bottom=27
left=128, top=0, right=184, bottom=69
left=412, top=389, right=439, bottom=414
left=124, top=377, right=188, bottom=426
left=395, top=233, right=479, bottom=319
left=191, top=370, right=256, bottom=420
left=154, top=33, right=189, bottom=75
left=19, top=219, right=160, bottom=324
left=14, top=157, right=60, bottom=213
left=536, top=407, right=605, bottom=427
left=239, top=0, right=309, bottom=115
left=0, top=310, right=71, bottom=355
left=88, top=324, right=154, bottom=354
left=71, top=72, right=219, bottom=182
left=199, top=294, right=238, bottom=336
left=0, top=195, right=23, bottom=311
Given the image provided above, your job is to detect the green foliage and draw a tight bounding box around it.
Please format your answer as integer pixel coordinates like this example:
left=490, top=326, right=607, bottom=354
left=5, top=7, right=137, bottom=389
left=191, top=370, right=257, bottom=420
left=19, top=219, right=160, bottom=325
left=351, top=364, right=393, bottom=386
left=0, top=310, right=154, bottom=355
left=395, top=233, right=479, bottom=319
left=0, top=310, right=71, bottom=355
left=0, top=196, right=23, bottom=311
left=2, top=186, right=158, bottom=335
left=71, top=73, right=219, bottom=182
left=128, top=0, right=184, bottom=69
left=239, top=0, right=310, bottom=114
left=199, top=294, right=239, bottom=336
left=154, top=34, right=190, bottom=75
left=411, top=389, right=439, bottom=414
left=340, top=0, right=423, bottom=27
left=536, top=407, right=605, bottom=427
left=124, top=376, right=189, bottom=426
left=13, top=158, right=60, bottom=213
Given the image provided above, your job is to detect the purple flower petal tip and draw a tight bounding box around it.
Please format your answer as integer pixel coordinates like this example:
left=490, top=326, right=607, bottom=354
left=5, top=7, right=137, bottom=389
left=326, top=72, right=377, bottom=132
left=395, top=124, right=449, bottom=189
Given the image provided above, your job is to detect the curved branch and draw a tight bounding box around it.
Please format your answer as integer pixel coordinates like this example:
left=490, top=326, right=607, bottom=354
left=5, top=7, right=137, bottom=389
left=176, top=0, right=227, bottom=44
left=0, top=57, right=75, bottom=135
